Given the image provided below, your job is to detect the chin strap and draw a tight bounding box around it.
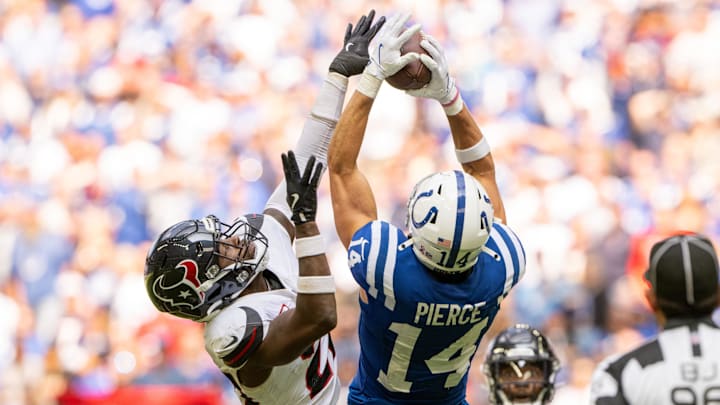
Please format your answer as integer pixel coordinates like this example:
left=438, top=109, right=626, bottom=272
left=483, top=245, right=501, bottom=261
left=198, top=269, right=230, bottom=292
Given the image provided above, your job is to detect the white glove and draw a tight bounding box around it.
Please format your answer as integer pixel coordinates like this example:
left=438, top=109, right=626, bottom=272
left=366, top=13, right=421, bottom=79
left=357, top=13, right=421, bottom=98
left=406, top=34, right=463, bottom=115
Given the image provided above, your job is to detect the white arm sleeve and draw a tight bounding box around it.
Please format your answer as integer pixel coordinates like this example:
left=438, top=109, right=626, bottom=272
left=265, top=180, right=293, bottom=218
left=265, top=72, right=349, bottom=215
left=292, top=72, right=348, bottom=170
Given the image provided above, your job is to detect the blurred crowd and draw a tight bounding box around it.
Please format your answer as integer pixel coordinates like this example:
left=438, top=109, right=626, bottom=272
left=1, top=0, right=719, bottom=404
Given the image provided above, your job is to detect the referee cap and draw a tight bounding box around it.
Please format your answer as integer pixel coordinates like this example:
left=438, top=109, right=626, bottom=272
left=645, top=233, right=719, bottom=316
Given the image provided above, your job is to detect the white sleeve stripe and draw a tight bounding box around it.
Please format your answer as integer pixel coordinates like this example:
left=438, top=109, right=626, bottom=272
left=366, top=221, right=381, bottom=298
left=491, top=232, right=515, bottom=295
left=383, top=226, right=397, bottom=310
left=501, top=223, right=525, bottom=283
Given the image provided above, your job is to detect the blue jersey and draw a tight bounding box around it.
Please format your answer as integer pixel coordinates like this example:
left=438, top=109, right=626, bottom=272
left=346, top=220, right=525, bottom=405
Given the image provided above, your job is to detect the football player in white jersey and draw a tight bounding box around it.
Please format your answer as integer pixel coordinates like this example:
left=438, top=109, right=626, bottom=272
left=143, top=10, right=386, bottom=404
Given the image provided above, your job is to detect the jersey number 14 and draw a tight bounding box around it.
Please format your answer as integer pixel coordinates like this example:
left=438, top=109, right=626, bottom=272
left=378, top=317, right=489, bottom=393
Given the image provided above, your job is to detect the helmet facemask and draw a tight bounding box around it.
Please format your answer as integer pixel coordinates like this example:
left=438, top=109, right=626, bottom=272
left=487, top=359, right=555, bottom=404
left=210, top=216, right=269, bottom=278
left=406, top=170, right=494, bottom=274
left=200, top=215, right=270, bottom=317
left=483, top=325, right=560, bottom=405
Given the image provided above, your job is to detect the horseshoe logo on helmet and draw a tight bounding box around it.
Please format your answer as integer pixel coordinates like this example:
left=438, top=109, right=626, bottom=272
left=410, top=189, right=438, bottom=229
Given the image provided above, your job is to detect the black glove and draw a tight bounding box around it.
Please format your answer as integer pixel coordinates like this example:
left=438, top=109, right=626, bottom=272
left=282, top=151, right=323, bottom=225
left=329, top=9, right=386, bottom=77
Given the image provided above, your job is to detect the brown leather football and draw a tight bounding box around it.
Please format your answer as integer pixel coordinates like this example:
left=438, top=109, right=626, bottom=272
left=386, top=30, right=432, bottom=90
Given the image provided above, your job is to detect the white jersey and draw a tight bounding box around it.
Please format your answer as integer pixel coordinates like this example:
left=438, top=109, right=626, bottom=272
left=204, top=214, right=340, bottom=404
left=590, top=317, right=720, bottom=405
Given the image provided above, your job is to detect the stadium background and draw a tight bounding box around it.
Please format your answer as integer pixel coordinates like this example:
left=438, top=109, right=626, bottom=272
left=1, top=0, right=719, bottom=404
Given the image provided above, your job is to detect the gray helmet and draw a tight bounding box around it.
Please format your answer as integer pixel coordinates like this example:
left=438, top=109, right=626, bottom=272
left=144, top=215, right=269, bottom=322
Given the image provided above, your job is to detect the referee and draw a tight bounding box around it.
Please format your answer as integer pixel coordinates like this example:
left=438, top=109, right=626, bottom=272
left=590, top=232, right=720, bottom=405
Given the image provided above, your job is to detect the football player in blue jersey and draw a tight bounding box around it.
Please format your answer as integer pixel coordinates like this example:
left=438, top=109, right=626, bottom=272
left=327, top=12, right=526, bottom=405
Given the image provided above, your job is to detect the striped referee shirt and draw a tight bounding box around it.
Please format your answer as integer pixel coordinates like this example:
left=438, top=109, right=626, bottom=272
left=590, top=317, right=720, bottom=405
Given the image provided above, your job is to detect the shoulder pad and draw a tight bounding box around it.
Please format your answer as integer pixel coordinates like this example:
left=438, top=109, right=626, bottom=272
left=216, top=306, right=265, bottom=369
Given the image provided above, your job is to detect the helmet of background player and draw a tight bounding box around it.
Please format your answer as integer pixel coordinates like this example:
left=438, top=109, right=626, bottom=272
left=144, top=215, right=269, bottom=322
left=406, top=170, right=494, bottom=274
left=483, top=324, right=560, bottom=405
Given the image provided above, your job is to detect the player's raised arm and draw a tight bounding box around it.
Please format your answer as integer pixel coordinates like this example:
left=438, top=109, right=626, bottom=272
left=406, top=34, right=506, bottom=224
left=328, top=13, right=420, bottom=248
left=263, top=10, right=386, bottom=239
left=246, top=152, right=336, bottom=367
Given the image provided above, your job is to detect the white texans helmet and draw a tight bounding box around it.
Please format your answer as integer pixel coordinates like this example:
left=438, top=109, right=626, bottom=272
left=406, top=170, right=494, bottom=273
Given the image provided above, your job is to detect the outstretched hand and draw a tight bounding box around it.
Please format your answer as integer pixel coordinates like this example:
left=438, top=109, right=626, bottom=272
left=282, top=151, right=323, bottom=225
left=406, top=34, right=457, bottom=105
left=329, top=10, right=386, bottom=77
left=364, top=13, right=422, bottom=80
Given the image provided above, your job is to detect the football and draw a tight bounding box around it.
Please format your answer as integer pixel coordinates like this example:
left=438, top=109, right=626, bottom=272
left=386, top=30, right=432, bottom=90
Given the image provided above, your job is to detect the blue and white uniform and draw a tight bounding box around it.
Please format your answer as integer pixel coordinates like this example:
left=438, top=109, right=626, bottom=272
left=346, top=220, right=525, bottom=404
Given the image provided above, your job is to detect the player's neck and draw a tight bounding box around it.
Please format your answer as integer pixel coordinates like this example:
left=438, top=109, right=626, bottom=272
left=241, top=274, right=270, bottom=296
left=427, top=267, right=474, bottom=283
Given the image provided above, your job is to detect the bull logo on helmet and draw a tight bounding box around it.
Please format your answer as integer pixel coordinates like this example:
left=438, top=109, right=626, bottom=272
left=152, top=259, right=206, bottom=309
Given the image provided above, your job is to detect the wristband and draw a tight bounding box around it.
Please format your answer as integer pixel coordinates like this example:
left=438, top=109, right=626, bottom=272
left=357, top=72, right=382, bottom=99
left=295, top=234, right=325, bottom=258
left=297, top=276, right=336, bottom=294
left=442, top=89, right=464, bottom=116
left=455, top=138, right=490, bottom=163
